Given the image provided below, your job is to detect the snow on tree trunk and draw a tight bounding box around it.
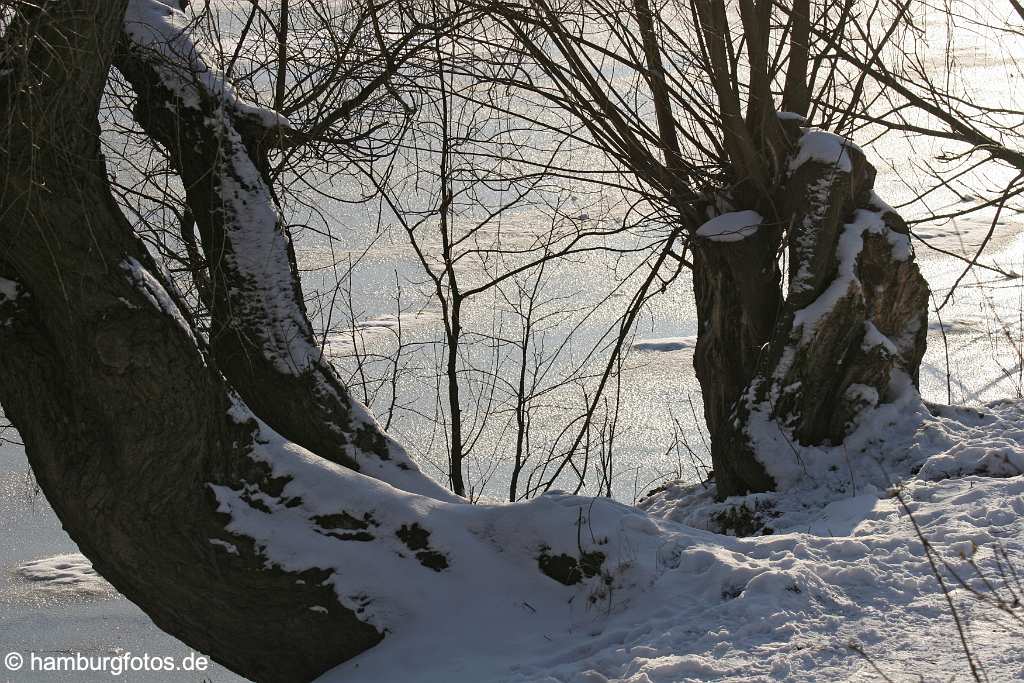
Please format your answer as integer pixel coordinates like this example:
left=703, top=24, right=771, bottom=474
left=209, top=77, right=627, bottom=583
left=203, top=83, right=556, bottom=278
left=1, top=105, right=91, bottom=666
left=0, top=4, right=641, bottom=680
left=0, top=6, right=381, bottom=680
left=692, top=211, right=783, bottom=495
left=700, top=129, right=929, bottom=498
left=116, top=0, right=457, bottom=501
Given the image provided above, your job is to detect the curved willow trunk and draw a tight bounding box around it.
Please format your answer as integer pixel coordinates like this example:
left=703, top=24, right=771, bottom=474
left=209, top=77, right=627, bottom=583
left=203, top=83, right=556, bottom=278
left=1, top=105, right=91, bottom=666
left=114, top=0, right=457, bottom=502
left=0, top=4, right=384, bottom=679
left=0, top=5, right=627, bottom=681
left=693, top=130, right=930, bottom=498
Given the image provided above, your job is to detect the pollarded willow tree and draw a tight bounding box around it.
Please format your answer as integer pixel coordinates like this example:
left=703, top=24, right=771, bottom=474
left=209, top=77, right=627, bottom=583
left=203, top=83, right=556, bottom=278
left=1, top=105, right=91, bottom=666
left=0, top=0, right=938, bottom=680
left=0, top=1, right=645, bottom=680
left=464, top=0, right=932, bottom=496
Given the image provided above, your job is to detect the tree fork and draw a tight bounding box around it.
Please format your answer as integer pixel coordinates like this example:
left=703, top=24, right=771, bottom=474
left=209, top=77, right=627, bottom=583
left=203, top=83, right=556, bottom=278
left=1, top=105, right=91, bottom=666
left=704, top=132, right=929, bottom=498
left=115, top=0, right=458, bottom=501
left=0, top=3, right=386, bottom=679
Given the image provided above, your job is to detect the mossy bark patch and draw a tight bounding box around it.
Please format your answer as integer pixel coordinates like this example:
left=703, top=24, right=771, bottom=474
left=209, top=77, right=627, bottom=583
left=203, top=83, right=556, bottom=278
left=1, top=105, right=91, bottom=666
left=311, top=512, right=376, bottom=542
left=537, top=548, right=606, bottom=586
left=396, top=523, right=449, bottom=571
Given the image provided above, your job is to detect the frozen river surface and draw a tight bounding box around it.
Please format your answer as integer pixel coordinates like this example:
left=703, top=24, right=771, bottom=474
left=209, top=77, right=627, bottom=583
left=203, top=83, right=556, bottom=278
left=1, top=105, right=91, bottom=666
left=3, top=2, right=1024, bottom=679
left=3, top=220, right=1023, bottom=682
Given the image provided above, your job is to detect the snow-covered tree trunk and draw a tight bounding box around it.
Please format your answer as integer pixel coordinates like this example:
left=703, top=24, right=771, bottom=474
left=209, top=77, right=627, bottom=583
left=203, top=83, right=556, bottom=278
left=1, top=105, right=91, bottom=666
left=692, top=215, right=783, bottom=494
left=0, top=5, right=633, bottom=680
left=693, top=128, right=930, bottom=498
left=115, top=0, right=456, bottom=501
left=0, top=5, right=382, bottom=679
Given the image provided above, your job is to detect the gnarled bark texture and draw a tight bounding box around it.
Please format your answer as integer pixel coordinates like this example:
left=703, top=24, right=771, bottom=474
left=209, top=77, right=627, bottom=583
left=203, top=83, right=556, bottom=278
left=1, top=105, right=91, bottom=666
left=0, top=6, right=629, bottom=682
left=692, top=224, right=782, bottom=488
left=693, top=130, right=929, bottom=498
left=114, top=0, right=457, bottom=501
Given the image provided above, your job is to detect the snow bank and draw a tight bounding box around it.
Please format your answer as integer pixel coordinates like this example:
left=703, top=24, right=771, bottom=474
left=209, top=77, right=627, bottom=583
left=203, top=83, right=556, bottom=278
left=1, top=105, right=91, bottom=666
left=592, top=401, right=1024, bottom=683
left=917, top=402, right=1024, bottom=480
left=696, top=211, right=762, bottom=242
left=311, top=391, right=1024, bottom=681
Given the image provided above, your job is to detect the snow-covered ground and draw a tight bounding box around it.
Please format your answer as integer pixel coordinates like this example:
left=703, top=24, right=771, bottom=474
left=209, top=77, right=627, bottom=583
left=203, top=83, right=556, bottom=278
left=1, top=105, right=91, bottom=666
left=312, top=384, right=1024, bottom=682
left=4, top=3, right=1024, bottom=682
left=4, top=391, right=1024, bottom=683
left=3, top=227, right=1024, bottom=683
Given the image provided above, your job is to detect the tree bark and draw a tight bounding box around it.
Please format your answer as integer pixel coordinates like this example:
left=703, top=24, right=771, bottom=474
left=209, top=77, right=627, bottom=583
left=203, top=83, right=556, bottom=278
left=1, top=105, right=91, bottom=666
left=692, top=223, right=782, bottom=494
left=115, top=0, right=457, bottom=501
left=0, top=6, right=623, bottom=681
left=695, top=130, right=930, bottom=498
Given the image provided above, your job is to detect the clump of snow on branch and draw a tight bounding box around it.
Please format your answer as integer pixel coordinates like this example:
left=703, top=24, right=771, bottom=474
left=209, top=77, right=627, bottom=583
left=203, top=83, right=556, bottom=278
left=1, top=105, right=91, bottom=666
left=790, top=218, right=864, bottom=341
left=788, top=128, right=859, bottom=173
left=123, top=0, right=292, bottom=129
left=120, top=257, right=199, bottom=346
left=696, top=210, right=762, bottom=242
